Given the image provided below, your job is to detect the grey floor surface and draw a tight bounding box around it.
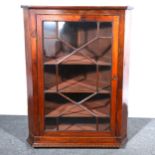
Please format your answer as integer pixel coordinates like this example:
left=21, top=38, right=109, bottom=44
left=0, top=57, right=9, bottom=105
left=0, top=115, right=155, bottom=155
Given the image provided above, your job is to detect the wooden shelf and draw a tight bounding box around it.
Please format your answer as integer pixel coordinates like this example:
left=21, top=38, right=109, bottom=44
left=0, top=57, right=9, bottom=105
left=45, top=122, right=110, bottom=131
left=44, top=79, right=111, bottom=94
left=44, top=54, right=111, bottom=66
left=45, top=103, right=109, bottom=118
left=45, top=97, right=110, bottom=131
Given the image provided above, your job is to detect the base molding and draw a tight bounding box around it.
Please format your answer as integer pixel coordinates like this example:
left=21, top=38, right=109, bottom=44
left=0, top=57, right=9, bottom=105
left=27, top=135, right=127, bottom=148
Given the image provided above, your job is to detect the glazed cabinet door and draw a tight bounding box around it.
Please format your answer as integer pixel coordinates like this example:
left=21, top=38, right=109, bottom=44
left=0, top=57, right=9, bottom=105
left=36, top=14, right=119, bottom=136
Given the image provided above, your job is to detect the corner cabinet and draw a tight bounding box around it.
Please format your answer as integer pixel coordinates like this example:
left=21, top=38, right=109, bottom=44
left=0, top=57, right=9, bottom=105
left=22, top=6, right=131, bottom=148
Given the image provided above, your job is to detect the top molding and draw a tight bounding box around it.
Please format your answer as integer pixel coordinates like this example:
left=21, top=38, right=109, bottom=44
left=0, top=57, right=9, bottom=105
left=21, top=6, right=133, bottom=10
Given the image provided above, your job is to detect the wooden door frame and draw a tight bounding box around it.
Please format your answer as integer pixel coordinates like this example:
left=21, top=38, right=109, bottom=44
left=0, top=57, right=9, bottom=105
left=36, top=14, right=119, bottom=137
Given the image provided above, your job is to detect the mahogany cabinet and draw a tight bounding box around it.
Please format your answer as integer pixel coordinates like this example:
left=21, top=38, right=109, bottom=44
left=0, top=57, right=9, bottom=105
left=22, top=6, right=131, bottom=148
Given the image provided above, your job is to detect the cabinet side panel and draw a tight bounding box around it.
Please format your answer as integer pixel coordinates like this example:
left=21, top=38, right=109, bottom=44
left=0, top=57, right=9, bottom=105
left=23, top=9, right=39, bottom=137
left=23, top=9, right=33, bottom=137
left=116, top=10, right=128, bottom=139
left=122, top=10, right=132, bottom=138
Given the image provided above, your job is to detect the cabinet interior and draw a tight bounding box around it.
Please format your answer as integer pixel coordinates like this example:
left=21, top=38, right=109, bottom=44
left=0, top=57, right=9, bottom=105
left=43, top=21, right=112, bottom=131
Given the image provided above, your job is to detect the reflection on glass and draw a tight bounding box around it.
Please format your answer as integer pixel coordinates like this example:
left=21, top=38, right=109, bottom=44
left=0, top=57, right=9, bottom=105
left=58, top=22, right=77, bottom=48
left=43, top=22, right=57, bottom=38
left=43, top=21, right=112, bottom=131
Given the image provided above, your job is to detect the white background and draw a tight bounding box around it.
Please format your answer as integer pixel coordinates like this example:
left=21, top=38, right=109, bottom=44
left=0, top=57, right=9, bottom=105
left=0, top=0, right=155, bottom=118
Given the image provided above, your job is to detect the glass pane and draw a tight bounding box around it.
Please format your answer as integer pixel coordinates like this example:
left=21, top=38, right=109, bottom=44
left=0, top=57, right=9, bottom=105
left=100, top=22, right=112, bottom=37
left=43, top=22, right=57, bottom=38
left=43, top=21, right=112, bottom=132
left=58, top=22, right=97, bottom=47
left=58, top=22, right=78, bottom=48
